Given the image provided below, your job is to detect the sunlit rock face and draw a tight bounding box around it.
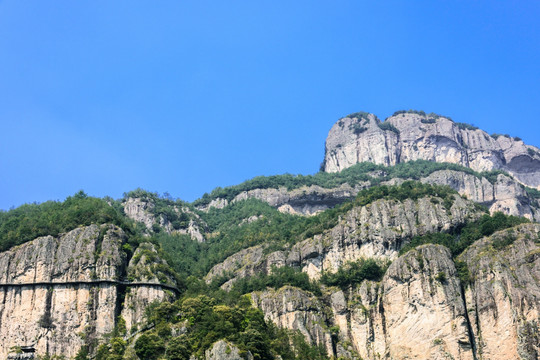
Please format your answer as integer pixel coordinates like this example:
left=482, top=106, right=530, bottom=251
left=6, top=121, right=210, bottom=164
left=0, top=225, right=175, bottom=359
left=323, top=112, right=540, bottom=189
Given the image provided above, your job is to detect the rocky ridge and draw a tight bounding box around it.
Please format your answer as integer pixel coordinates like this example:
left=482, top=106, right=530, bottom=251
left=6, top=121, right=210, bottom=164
left=197, top=165, right=540, bottom=221
left=323, top=112, right=540, bottom=189
left=206, top=193, right=482, bottom=287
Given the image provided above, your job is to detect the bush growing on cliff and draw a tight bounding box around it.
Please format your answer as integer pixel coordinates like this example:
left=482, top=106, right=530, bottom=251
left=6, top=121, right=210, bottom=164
left=399, top=212, right=529, bottom=257
left=193, top=159, right=503, bottom=207
left=377, top=121, right=400, bottom=134
left=320, top=258, right=388, bottom=290
left=228, top=266, right=321, bottom=296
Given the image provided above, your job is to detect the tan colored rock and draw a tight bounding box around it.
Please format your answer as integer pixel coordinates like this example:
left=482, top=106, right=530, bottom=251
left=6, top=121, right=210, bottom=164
left=323, top=112, right=540, bottom=189
left=381, top=245, right=475, bottom=360
left=205, top=340, right=253, bottom=360
left=0, top=226, right=176, bottom=359
left=459, top=224, right=540, bottom=360
left=251, top=286, right=334, bottom=355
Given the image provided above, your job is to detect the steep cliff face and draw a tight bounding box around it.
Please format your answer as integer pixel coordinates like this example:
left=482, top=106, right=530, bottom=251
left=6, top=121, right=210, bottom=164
left=421, top=170, right=540, bottom=221
left=0, top=225, right=176, bottom=359
left=121, top=243, right=177, bottom=332
left=459, top=223, right=540, bottom=360
left=249, top=226, right=540, bottom=360
left=206, top=194, right=481, bottom=288
left=251, top=287, right=335, bottom=356
left=323, top=112, right=540, bottom=189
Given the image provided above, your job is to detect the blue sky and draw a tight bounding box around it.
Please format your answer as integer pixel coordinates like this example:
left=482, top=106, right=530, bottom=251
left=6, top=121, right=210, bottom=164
left=1, top=1, right=540, bottom=209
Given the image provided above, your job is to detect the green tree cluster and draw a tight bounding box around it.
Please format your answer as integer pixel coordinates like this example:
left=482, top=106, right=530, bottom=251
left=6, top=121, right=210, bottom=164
left=0, top=191, right=134, bottom=252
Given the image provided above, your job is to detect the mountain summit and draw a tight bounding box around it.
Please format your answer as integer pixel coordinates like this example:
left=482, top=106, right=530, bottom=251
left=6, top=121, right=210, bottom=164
left=323, top=110, right=540, bottom=189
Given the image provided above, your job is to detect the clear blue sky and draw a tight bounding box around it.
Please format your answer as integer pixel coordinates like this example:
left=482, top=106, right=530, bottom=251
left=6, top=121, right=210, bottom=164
left=1, top=1, right=540, bottom=209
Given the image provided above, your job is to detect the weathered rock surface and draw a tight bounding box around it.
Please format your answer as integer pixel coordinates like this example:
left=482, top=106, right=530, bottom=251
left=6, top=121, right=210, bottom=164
left=0, top=225, right=176, bottom=359
left=121, top=243, right=177, bottom=332
left=199, top=183, right=365, bottom=215
left=379, top=245, right=475, bottom=360
left=248, top=225, right=540, bottom=360
left=251, top=286, right=335, bottom=356
left=123, top=197, right=206, bottom=242
left=206, top=195, right=482, bottom=287
left=204, top=340, right=253, bottom=360
left=323, top=112, right=540, bottom=189
left=421, top=170, right=540, bottom=221
left=459, top=223, right=540, bottom=360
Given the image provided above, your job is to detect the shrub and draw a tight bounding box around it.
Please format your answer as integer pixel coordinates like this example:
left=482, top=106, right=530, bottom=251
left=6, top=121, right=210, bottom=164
left=455, top=122, right=478, bottom=131
left=349, top=123, right=368, bottom=135
left=377, top=122, right=400, bottom=134
left=320, top=258, right=388, bottom=290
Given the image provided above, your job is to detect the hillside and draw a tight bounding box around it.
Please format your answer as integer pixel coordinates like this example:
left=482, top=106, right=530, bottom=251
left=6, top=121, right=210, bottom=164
left=1, top=111, right=540, bottom=359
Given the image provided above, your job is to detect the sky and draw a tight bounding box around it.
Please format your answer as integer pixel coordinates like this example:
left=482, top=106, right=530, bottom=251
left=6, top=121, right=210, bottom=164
left=1, top=1, right=540, bottom=210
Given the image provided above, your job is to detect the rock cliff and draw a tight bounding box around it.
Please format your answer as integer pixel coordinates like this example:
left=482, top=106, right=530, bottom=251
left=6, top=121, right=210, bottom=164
left=323, top=112, right=540, bottom=189
left=248, top=224, right=540, bottom=359
left=0, top=224, right=176, bottom=359
left=206, top=193, right=482, bottom=287
left=123, top=196, right=206, bottom=242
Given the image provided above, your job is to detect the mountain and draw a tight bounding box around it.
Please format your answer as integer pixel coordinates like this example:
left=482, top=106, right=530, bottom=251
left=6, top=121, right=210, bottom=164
left=1, top=111, right=539, bottom=360
left=323, top=110, right=540, bottom=189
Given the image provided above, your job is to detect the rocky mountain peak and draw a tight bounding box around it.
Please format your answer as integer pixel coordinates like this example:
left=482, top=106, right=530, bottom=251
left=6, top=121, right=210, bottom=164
left=323, top=110, right=540, bottom=189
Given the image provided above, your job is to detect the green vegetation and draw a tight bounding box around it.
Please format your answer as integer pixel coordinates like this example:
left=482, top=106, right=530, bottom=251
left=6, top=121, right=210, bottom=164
left=195, top=182, right=460, bottom=277
left=393, top=109, right=427, bottom=117
left=491, top=133, right=511, bottom=140
left=350, top=123, right=368, bottom=135
left=123, top=189, right=194, bottom=231
left=228, top=266, right=321, bottom=296
left=0, top=191, right=135, bottom=252
left=100, top=295, right=328, bottom=360
left=377, top=121, right=400, bottom=134
left=320, top=258, right=389, bottom=290
left=342, top=111, right=371, bottom=121
left=194, top=159, right=507, bottom=207
left=399, top=212, right=528, bottom=257
left=391, top=110, right=450, bottom=121
left=455, top=122, right=479, bottom=131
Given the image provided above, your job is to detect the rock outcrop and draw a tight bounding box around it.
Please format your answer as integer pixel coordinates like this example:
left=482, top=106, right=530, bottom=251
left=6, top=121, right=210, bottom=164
left=206, top=194, right=482, bottom=287
left=421, top=170, right=540, bottom=221
left=198, top=183, right=365, bottom=216
left=204, top=340, right=253, bottom=360
left=323, top=112, right=540, bottom=189
left=459, top=223, right=540, bottom=360
left=0, top=225, right=176, bottom=359
left=250, top=227, right=540, bottom=359
left=123, top=197, right=206, bottom=242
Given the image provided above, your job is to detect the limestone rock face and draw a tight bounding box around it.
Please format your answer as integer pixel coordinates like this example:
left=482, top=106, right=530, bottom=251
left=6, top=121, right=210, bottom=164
left=123, top=197, right=206, bottom=242
left=251, top=286, right=334, bottom=355
left=121, top=243, right=177, bottom=332
left=379, top=245, right=475, bottom=360
left=459, top=223, right=540, bottom=360
left=205, top=195, right=481, bottom=288
left=199, top=183, right=365, bottom=216
left=421, top=170, right=540, bottom=220
left=289, top=196, right=480, bottom=279
left=0, top=225, right=175, bottom=359
left=247, top=227, right=540, bottom=360
left=204, top=340, right=253, bottom=360
left=323, top=112, right=540, bottom=189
